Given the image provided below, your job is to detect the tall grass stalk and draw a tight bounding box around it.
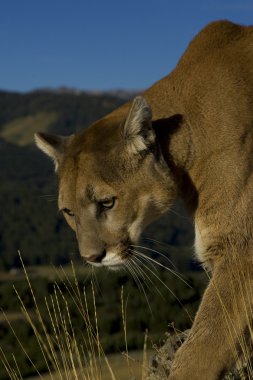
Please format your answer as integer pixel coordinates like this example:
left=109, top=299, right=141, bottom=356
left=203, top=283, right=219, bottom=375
left=0, top=253, right=146, bottom=380
left=121, top=286, right=130, bottom=377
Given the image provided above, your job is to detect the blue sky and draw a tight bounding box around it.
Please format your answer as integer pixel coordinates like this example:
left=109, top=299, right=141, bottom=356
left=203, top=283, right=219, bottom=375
left=1, top=0, right=253, bottom=92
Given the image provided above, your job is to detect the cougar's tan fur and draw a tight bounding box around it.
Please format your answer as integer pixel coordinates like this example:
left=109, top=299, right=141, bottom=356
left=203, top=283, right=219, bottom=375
left=35, top=20, right=253, bottom=379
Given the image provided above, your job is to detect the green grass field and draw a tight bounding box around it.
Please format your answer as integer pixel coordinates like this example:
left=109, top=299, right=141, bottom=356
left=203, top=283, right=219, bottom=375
left=0, top=112, right=58, bottom=146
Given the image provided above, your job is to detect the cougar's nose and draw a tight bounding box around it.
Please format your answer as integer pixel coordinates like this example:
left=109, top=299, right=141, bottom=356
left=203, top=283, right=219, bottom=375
left=86, top=249, right=106, bottom=263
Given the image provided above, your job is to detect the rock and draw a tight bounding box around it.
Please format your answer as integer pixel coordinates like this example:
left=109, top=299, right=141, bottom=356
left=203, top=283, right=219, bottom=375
left=146, top=330, right=252, bottom=380
left=146, top=330, right=189, bottom=380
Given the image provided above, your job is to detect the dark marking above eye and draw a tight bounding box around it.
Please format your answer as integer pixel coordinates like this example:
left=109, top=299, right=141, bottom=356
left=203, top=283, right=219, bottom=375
left=86, top=184, right=95, bottom=201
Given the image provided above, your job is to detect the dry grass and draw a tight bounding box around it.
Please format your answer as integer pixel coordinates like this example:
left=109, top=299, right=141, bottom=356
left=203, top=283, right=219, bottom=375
left=3, top=248, right=253, bottom=379
left=0, top=255, right=149, bottom=380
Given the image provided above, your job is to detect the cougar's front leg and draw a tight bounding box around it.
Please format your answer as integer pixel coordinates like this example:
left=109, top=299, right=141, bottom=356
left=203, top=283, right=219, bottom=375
left=169, top=254, right=253, bottom=380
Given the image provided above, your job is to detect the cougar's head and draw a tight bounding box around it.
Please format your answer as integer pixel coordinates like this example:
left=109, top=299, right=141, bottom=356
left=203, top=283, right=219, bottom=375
left=35, top=96, right=177, bottom=269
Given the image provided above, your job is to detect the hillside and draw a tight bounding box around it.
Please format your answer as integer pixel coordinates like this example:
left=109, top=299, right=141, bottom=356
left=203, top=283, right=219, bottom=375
left=0, top=89, right=128, bottom=140
left=0, top=89, right=195, bottom=270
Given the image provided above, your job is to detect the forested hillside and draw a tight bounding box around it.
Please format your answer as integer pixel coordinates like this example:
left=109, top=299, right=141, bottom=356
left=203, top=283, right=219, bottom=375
left=0, top=89, right=195, bottom=270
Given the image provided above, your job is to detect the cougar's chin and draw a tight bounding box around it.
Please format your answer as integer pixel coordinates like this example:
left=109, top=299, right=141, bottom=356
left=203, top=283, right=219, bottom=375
left=89, top=260, right=125, bottom=270
left=101, top=251, right=127, bottom=269
left=88, top=250, right=130, bottom=270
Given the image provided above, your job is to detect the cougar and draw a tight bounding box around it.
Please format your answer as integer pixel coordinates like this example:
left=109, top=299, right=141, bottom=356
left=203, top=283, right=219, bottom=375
left=35, top=20, right=253, bottom=379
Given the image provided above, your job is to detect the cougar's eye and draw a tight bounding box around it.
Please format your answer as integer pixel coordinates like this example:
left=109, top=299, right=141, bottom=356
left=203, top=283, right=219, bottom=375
left=62, top=208, right=75, bottom=217
left=98, top=197, right=115, bottom=210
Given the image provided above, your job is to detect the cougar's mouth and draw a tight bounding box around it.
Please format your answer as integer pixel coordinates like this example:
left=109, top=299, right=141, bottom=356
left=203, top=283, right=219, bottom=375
left=86, top=238, right=133, bottom=269
left=104, top=247, right=133, bottom=268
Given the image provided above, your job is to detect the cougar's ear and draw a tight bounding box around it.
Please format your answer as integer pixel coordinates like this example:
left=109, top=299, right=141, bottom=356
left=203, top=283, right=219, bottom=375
left=123, top=96, right=155, bottom=154
left=34, top=132, right=69, bottom=171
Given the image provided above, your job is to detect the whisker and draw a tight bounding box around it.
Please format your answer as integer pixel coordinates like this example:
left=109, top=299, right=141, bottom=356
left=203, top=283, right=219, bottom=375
left=131, top=256, right=166, bottom=301
left=38, top=194, right=57, bottom=201
left=143, top=237, right=175, bottom=248
left=131, top=244, right=177, bottom=270
left=38, top=194, right=57, bottom=198
left=126, top=260, right=153, bottom=314
left=142, top=237, right=185, bottom=252
left=131, top=256, right=193, bottom=321
left=129, top=248, right=158, bottom=274
left=130, top=256, right=154, bottom=285
left=167, top=207, right=191, bottom=220
left=124, top=260, right=141, bottom=286
left=128, top=260, right=146, bottom=283
left=129, top=254, right=169, bottom=305
left=91, top=267, right=102, bottom=295
left=126, top=259, right=144, bottom=287
left=131, top=248, right=191, bottom=288
left=81, top=262, right=93, bottom=285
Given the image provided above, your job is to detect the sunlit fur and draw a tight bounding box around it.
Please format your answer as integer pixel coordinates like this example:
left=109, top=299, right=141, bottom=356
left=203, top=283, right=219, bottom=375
left=35, top=20, right=253, bottom=380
